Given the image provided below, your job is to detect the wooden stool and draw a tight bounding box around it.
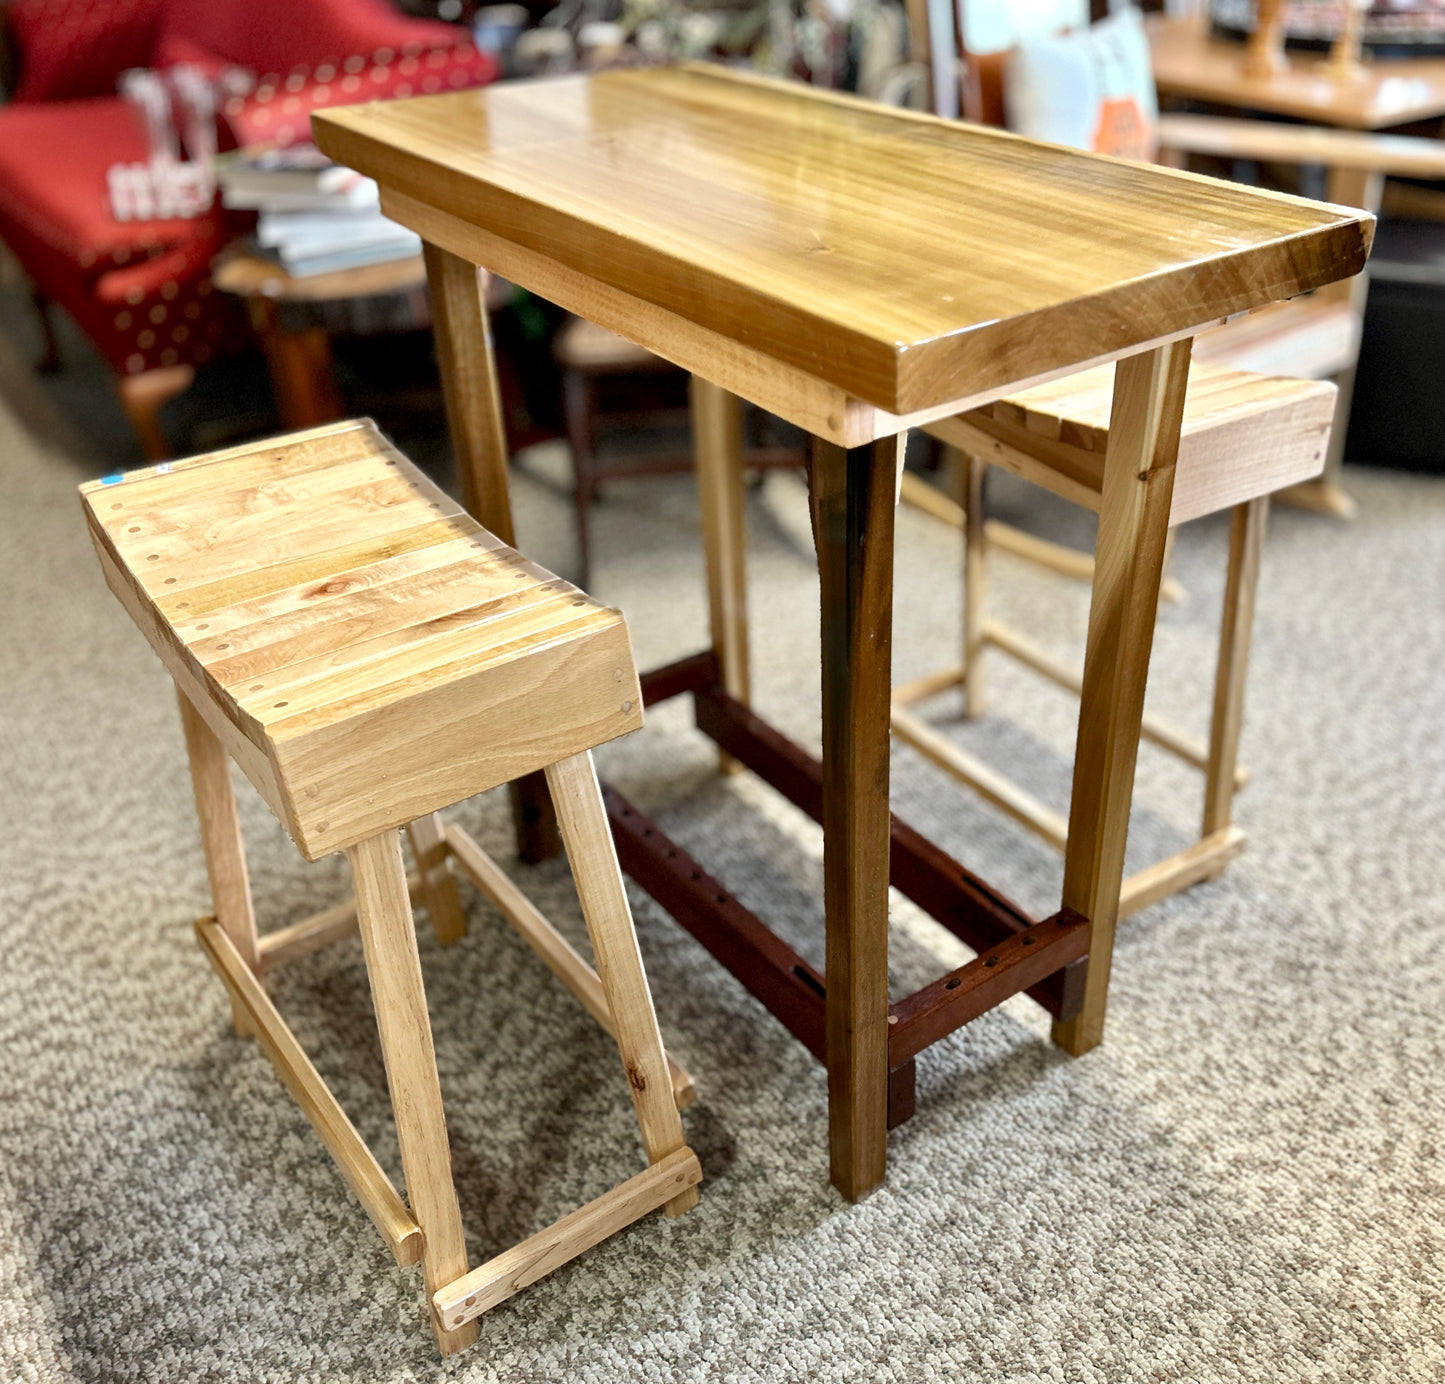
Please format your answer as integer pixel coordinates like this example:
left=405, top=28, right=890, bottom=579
left=892, top=363, right=1337, bottom=915
left=79, top=418, right=701, bottom=1355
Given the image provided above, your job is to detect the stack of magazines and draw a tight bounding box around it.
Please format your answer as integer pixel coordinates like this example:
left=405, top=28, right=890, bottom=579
left=217, top=144, right=421, bottom=277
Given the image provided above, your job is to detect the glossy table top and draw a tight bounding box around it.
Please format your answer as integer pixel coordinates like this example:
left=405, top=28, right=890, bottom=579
left=314, top=64, right=1372, bottom=415
left=1150, top=17, right=1445, bottom=130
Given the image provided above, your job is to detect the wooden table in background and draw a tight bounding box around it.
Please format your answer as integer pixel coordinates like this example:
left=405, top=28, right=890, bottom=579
left=313, top=67, right=1370, bottom=1202
left=213, top=249, right=429, bottom=429
left=1148, top=15, right=1445, bottom=517
left=1150, top=15, right=1445, bottom=131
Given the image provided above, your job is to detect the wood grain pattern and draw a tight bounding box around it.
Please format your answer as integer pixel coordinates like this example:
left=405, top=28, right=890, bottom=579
left=810, top=434, right=901, bottom=1201
left=312, top=65, right=1370, bottom=415
left=80, top=419, right=644, bottom=861
left=927, top=363, right=1335, bottom=526
left=382, top=189, right=1223, bottom=450
left=349, top=830, right=477, bottom=1355
left=1052, top=342, right=1191, bottom=1057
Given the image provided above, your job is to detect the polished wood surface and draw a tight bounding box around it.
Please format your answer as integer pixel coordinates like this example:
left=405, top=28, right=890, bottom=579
left=313, top=65, right=1371, bottom=415
left=1150, top=16, right=1445, bottom=129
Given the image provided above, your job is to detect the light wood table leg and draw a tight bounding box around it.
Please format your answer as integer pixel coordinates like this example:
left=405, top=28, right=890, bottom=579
left=1202, top=497, right=1268, bottom=843
left=349, top=830, right=477, bottom=1355
left=424, top=240, right=560, bottom=865
left=406, top=814, right=468, bottom=947
left=176, top=688, right=259, bottom=1036
left=810, top=434, right=901, bottom=1201
left=1052, top=341, right=1190, bottom=1057
left=691, top=376, right=750, bottom=773
left=958, top=451, right=988, bottom=719
left=544, top=752, right=697, bottom=1216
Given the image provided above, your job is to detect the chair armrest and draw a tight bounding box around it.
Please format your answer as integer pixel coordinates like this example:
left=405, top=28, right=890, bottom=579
left=1157, top=113, right=1445, bottom=181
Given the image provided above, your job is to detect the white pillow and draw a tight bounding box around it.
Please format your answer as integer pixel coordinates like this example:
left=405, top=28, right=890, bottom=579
left=1004, top=6, right=1160, bottom=163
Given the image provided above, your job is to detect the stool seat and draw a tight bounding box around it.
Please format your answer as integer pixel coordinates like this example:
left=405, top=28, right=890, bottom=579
left=933, top=361, right=1337, bottom=525
left=82, top=418, right=643, bottom=860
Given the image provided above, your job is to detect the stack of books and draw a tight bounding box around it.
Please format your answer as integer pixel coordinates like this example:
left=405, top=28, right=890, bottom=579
left=217, top=144, right=421, bottom=278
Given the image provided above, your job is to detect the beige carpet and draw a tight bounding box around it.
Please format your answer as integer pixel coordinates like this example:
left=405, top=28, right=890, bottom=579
left=2, top=328, right=1443, bottom=1383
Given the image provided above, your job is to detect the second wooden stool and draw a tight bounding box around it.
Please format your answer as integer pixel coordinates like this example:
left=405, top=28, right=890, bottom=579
left=895, top=363, right=1336, bottom=914
left=80, top=418, right=700, bottom=1355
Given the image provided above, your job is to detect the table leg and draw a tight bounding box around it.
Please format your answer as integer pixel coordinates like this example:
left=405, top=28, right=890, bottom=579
left=810, top=434, right=901, bottom=1201
left=691, top=377, right=750, bottom=774
left=1052, top=341, right=1191, bottom=1057
left=424, top=240, right=560, bottom=864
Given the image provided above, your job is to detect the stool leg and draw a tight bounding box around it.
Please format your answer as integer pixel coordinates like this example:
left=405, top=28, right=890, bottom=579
left=692, top=375, right=750, bottom=774
left=543, top=752, right=697, bottom=1217
left=406, top=815, right=468, bottom=947
left=1052, top=340, right=1189, bottom=1058
left=176, top=689, right=259, bottom=1037
left=349, top=831, right=477, bottom=1354
left=1201, top=497, right=1268, bottom=845
left=958, top=452, right=988, bottom=719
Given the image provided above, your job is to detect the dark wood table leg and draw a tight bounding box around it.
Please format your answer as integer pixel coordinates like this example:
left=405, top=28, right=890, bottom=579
left=1052, top=340, right=1191, bottom=1056
left=424, top=241, right=561, bottom=864
left=810, top=434, right=902, bottom=1201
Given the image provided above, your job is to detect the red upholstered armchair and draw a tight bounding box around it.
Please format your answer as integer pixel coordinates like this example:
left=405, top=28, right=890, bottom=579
left=0, top=0, right=497, bottom=457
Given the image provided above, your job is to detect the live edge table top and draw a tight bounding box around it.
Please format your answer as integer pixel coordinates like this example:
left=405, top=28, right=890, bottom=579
left=313, top=64, right=1372, bottom=418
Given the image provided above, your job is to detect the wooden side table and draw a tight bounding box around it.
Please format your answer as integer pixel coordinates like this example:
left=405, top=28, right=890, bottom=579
left=213, top=249, right=430, bottom=429
left=314, top=66, right=1370, bottom=1202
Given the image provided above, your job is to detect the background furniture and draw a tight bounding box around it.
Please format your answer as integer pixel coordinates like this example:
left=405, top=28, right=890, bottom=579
left=80, top=417, right=700, bottom=1356
left=0, top=0, right=496, bottom=458
left=932, top=4, right=1445, bottom=523
left=894, top=363, right=1336, bottom=915
left=314, top=64, right=1369, bottom=1201
left=554, top=315, right=803, bottom=589
left=211, top=246, right=429, bottom=429
left=1147, top=11, right=1445, bottom=515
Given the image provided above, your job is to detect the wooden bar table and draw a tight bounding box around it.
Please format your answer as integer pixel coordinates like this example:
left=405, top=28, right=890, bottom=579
left=313, top=67, right=1371, bottom=1202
